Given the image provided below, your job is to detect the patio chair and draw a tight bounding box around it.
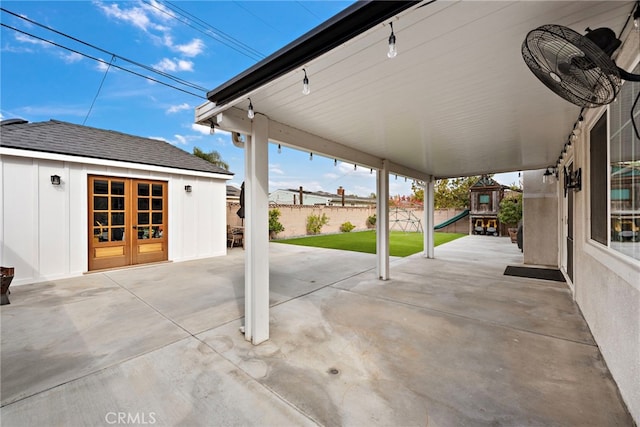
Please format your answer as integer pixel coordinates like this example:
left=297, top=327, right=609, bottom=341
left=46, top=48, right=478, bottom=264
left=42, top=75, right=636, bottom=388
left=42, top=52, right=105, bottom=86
left=227, top=225, right=244, bottom=248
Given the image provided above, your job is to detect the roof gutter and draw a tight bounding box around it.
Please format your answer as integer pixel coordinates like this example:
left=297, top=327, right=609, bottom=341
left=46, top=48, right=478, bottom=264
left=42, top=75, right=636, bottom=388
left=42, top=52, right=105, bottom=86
left=206, top=0, right=421, bottom=106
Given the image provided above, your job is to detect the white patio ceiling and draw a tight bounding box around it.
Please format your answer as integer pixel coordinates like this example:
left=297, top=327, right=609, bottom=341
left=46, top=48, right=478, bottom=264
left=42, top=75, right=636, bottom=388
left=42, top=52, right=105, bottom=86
left=197, top=1, right=635, bottom=179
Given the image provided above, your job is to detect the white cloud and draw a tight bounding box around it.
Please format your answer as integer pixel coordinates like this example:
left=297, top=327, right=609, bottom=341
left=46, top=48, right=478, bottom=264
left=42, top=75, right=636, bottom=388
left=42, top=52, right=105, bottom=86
left=95, top=1, right=167, bottom=32
left=96, top=59, right=111, bottom=72
left=154, top=58, right=193, bottom=72
left=174, top=134, right=187, bottom=145
left=15, top=33, right=49, bottom=48
left=269, top=164, right=285, bottom=175
left=191, top=123, right=210, bottom=134
left=60, top=52, right=83, bottom=64
left=97, top=2, right=150, bottom=31
left=154, top=58, right=177, bottom=72
left=176, top=59, right=194, bottom=71
left=174, top=39, right=204, bottom=57
left=166, top=103, right=190, bottom=114
left=148, top=136, right=168, bottom=142
left=323, top=172, right=339, bottom=180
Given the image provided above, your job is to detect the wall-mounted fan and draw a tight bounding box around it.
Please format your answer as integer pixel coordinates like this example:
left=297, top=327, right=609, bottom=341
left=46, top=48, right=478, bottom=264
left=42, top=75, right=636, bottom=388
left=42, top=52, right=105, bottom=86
left=522, top=24, right=640, bottom=106
left=522, top=16, right=640, bottom=136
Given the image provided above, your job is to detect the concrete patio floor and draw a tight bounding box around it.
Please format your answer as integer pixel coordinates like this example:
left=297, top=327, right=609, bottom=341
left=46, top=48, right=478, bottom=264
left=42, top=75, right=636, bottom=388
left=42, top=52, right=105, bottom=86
left=0, top=236, right=633, bottom=426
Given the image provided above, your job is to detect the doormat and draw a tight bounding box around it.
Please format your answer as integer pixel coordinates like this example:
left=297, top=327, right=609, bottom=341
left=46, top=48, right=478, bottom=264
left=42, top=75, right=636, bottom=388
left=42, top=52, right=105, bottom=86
left=504, top=266, right=565, bottom=282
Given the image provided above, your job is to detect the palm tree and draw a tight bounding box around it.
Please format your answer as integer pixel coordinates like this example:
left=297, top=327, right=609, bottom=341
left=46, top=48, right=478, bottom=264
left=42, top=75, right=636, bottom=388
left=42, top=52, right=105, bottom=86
left=192, top=147, right=229, bottom=170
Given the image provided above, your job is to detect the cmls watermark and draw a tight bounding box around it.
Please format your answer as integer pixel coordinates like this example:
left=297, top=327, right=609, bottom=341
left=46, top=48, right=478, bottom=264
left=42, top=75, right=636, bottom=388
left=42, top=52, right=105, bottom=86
left=105, top=412, right=157, bottom=425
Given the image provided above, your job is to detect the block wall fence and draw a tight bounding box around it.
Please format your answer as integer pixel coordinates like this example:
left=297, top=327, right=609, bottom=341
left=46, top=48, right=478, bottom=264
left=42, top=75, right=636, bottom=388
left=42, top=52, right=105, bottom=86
left=226, top=203, right=468, bottom=238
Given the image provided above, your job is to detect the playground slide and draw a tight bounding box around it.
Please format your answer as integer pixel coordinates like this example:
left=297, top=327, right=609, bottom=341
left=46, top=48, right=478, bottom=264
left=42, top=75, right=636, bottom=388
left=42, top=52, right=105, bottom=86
left=434, top=209, right=470, bottom=230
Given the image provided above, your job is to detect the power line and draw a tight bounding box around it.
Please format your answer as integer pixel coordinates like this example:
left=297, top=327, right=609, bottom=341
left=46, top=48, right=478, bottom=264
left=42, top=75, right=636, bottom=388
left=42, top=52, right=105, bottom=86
left=140, top=0, right=265, bottom=62
left=164, top=0, right=265, bottom=59
left=1, top=23, right=206, bottom=99
left=0, top=7, right=208, bottom=92
left=295, top=1, right=323, bottom=21
left=83, top=55, right=115, bottom=125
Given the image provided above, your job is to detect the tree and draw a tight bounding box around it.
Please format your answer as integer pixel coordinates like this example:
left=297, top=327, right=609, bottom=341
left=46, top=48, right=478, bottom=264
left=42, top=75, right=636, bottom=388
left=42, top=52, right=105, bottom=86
left=412, top=176, right=484, bottom=209
left=193, top=147, right=229, bottom=170
left=498, top=193, right=523, bottom=227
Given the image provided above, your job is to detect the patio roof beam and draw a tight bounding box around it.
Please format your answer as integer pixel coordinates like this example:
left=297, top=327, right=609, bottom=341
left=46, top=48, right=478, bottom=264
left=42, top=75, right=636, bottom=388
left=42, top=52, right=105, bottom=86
left=201, top=106, right=432, bottom=182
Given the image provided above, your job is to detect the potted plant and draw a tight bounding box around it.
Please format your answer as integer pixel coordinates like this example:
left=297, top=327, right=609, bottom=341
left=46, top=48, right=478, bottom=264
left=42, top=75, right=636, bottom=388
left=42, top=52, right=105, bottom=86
left=269, top=208, right=285, bottom=239
left=498, top=193, right=522, bottom=243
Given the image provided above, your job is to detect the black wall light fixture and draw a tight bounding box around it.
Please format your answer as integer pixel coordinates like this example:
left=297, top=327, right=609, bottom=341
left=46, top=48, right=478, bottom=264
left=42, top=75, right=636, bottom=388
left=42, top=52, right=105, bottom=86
left=51, top=175, right=61, bottom=185
left=563, top=167, right=582, bottom=196
left=185, top=185, right=192, bottom=193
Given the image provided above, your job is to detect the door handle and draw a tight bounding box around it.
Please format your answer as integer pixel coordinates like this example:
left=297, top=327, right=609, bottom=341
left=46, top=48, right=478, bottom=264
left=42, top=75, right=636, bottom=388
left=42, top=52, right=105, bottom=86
left=132, top=225, right=138, bottom=229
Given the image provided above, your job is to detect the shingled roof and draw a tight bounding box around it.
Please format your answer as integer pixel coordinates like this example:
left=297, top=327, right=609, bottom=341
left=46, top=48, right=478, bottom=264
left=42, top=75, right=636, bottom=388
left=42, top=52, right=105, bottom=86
left=0, top=119, right=233, bottom=176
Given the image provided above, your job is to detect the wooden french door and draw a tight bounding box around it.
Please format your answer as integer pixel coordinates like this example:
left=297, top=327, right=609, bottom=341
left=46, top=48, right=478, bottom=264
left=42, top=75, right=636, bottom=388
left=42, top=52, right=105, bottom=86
left=88, top=176, right=168, bottom=271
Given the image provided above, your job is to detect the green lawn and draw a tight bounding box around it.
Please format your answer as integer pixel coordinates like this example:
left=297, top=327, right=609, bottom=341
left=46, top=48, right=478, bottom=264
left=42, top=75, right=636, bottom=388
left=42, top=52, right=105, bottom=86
left=273, top=231, right=466, bottom=257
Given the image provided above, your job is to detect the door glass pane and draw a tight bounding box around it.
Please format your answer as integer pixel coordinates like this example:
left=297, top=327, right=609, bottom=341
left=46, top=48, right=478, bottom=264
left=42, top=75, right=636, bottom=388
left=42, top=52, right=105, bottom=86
left=94, top=180, right=108, bottom=194
left=94, top=212, right=108, bottom=226
left=151, top=226, right=163, bottom=239
left=94, top=227, right=109, bottom=242
left=152, top=199, right=163, bottom=210
left=112, top=181, right=125, bottom=195
left=137, top=227, right=150, bottom=239
left=138, top=183, right=149, bottom=197
left=111, top=212, right=125, bottom=226
left=138, top=213, right=150, bottom=225
left=111, top=197, right=125, bottom=210
left=152, top=212, right=163, bottom=224
left=94, top=197, right=108, bottom=210
left=138, top=198, right=149, bottom=210
left=152, top=184, right=163, bottom=197
left=112, top=228, right=125, bottom=241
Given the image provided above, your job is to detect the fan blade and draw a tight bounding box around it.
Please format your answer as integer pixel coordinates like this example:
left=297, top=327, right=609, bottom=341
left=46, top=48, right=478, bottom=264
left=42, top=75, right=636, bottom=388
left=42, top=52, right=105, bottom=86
left=522, top=24, right=621, bottom=108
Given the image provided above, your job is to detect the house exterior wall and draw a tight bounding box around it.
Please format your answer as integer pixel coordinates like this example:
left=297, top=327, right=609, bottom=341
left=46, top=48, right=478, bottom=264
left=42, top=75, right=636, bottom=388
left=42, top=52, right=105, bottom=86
left=522, top=170, right=559, bottom=267
left=545, top=42, right=639, bottom=421
left=1, top=153, right=229, bottom=286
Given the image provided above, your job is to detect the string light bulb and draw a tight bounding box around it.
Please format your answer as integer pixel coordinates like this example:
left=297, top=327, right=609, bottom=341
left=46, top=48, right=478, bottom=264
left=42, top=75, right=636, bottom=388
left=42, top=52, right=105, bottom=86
left=334, top=159, right=337, bottom=166
left=387, top=22, right=397, bottom=58
left=278, top=144, right=281, bottom=154
left=209, top=122, right=215, bottom=135
left=309, top=152, right=313, bottom=161
left=247, top=98, right=254, bottom=119
left=302, top=69, right=310, bottom=95
left=354, top=164, right=357, bottom=171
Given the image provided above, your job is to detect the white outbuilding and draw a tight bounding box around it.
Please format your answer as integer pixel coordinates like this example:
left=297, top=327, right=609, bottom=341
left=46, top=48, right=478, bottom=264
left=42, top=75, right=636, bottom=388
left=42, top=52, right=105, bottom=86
left=1, top=119, right=233, bottom=286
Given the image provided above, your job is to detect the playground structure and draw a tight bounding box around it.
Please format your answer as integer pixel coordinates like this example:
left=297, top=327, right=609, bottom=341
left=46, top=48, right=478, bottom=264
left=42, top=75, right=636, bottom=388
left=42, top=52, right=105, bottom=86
left=389, top=207, right=423, bottom=232
left=389, top=207, right=470, bottom=233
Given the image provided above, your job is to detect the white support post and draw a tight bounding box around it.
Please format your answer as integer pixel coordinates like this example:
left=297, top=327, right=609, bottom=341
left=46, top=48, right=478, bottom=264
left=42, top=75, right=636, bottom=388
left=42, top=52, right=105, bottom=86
left=376, top=160, right=390, bottom=280
left=244, top=114, right=270, bottom=345
left=424, top=178, right=435, bottom=258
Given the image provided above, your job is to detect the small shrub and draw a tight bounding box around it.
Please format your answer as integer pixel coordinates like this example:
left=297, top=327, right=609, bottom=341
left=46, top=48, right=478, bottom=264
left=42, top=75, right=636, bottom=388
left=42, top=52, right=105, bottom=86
left=306, top=213, right=329, bottom=235
left=269, top=208, right=285, bottom=235
left=366, top=214, right=377, bottom=228
left=340, top=221, right=355, bottom=232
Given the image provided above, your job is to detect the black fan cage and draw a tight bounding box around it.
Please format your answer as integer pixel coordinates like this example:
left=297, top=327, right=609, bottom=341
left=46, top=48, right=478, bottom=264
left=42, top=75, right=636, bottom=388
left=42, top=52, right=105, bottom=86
left=522, top=24, right=621, bottom=107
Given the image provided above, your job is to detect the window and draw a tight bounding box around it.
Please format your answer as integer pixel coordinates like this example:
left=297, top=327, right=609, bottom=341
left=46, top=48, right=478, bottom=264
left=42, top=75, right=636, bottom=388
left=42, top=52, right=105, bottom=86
left=609, top=62, right=640, bottom=260
left=590, top=62, right=640, bottom=260
left=590, top=114, right=608, bottom=246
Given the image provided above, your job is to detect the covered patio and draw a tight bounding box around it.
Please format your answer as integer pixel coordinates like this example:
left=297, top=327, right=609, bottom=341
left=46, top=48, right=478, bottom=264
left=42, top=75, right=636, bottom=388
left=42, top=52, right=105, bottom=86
left=1, top=237, right=633, bottom=425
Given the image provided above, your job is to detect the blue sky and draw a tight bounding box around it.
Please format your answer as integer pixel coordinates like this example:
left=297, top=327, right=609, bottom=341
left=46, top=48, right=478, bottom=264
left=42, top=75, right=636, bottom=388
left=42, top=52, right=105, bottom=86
left=1, top=1, right=520, bottom=195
